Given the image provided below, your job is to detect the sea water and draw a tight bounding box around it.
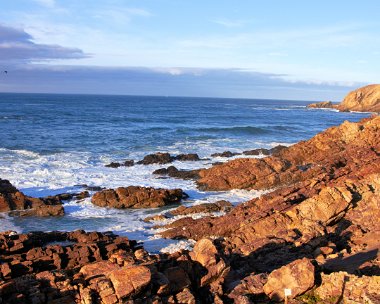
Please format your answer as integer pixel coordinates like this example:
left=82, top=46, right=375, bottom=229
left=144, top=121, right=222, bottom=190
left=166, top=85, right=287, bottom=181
left=0, top=93, right=369, bottom=252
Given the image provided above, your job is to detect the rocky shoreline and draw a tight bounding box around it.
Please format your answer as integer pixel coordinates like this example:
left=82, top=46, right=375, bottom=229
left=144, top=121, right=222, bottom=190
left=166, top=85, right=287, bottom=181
left=1, top=91, right=380, bottom=303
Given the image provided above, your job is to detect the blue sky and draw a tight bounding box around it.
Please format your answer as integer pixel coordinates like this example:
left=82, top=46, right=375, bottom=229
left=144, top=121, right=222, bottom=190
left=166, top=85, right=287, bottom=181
left=0, top=0, right=379, bottom=100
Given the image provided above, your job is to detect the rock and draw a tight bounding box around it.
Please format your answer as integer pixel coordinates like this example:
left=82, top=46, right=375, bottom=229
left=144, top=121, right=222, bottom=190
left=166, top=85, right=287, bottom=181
left=315, top=272, right=380, bottom=303
left=105, top=159, right=134, bottom=168
left=174, top=153, right=201, bottom=161
left=137, top=152, right=174, bottom=165
left=153, top=166, right=200, bottom=180
left=143, top=214, right=167, bottom=223
left=189, top=239, right=228, bottom=286
left=91, top=186, right=186, bottom=209
left=108, top=265, right=151, bottom=299
left=0, top=179, right=64, bottom=216
left=307, top=101, right=336, bottom=109
left=242, top=148, right=271, bottom=156
left=211, top=151, right=240, bottom=158
left=105, top=162, right=122, bottom=168
left=263, top=258, right=315, bottom=301
left=170, top=201, right=232, bottom=216
left=197, top=116, right=380, bottom=191
left=337, top=84, right=380, bottom=112
left=243, top=145, right=287, bottom=157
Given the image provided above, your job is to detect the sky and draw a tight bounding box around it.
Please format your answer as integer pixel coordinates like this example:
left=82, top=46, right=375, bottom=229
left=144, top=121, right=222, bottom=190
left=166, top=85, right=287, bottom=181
left=0, top=0, right=379, bottom=100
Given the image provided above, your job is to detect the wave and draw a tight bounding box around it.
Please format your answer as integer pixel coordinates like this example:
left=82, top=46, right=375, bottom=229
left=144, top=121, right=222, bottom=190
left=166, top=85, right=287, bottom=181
left=194, top=126, right=271, bottom=135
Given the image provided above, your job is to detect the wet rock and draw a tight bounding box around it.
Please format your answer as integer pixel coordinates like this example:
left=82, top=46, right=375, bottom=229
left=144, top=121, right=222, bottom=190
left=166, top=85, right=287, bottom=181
left=105, top=162, right=122, bottom=168
left=0, top=179, right=64, bottom=216
left=143, top=214, right=168, bottom=223
left=137, top=152, right=174, bottom=165
left=263, top=258, right=315, bottom=301
left=211, top=151, right=240, bottom=158
left=105, top=159, right=134, bottom=168
left=91, top=186, right=187, bottom=209
left=242, top=148, right=271, bottom=156
left=153, top=166, right=200, bottom=180
left=170, top=201, right=232, bottom=216
left=174, top=153, right=201, bottom=161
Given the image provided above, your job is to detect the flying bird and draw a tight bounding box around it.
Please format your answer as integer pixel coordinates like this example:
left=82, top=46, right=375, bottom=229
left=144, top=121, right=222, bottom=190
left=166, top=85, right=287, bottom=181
left=3, top=71, right=7, bottom=74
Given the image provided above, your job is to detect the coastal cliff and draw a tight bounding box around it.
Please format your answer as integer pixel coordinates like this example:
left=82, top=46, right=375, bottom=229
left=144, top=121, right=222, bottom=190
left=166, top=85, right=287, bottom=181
left=1, top=116, right=379, bottom=303
left=307, top=84, right=380, bottom=113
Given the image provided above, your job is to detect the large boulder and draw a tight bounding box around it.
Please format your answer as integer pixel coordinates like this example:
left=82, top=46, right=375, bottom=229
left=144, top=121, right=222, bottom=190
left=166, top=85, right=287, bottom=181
left=337, top=84, right=380, bottom=112
left=91, top=186, right=187, bottom=209
left=108, top=265, right=151, bottom=299
left=263, top=258, right=315, bottom=301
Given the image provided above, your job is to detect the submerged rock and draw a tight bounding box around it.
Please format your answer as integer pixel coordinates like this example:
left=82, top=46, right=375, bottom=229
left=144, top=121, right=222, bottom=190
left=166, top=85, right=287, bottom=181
left=91, top=186, right=187, bottom=209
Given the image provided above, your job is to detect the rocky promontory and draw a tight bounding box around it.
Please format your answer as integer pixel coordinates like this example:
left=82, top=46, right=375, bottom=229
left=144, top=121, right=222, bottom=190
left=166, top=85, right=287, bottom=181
left=307, top=84, right=380, bottom=113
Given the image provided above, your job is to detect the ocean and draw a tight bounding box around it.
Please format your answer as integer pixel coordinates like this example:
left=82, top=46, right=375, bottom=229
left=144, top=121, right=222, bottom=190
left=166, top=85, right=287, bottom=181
left=0, top=93, right=369, bottom=252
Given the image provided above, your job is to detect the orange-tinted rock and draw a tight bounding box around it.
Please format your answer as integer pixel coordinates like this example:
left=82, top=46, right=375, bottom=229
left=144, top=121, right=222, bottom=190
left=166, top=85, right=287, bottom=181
left=0, top=179, right=64, bottom=216
left=263, top=258, right=315, bottom=301
left=108, top=265, right=151, bottom=299
left=337, top=84, right=380, bottom=112
left=197, top=116, right=380, bottom=191
left=307, top=101, right=336, bottom=109
left=91, top=186, right=186, bottom=209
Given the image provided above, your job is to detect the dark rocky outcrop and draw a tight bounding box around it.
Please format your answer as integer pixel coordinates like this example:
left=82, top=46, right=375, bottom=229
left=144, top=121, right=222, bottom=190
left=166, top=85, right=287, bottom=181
left=153, top=166, right=200, bottom=180
left=91, top=186, right=187, bottom=209
left=136, top=152, right=202, bottom=165
left=211, top=151, right=240, bottom=158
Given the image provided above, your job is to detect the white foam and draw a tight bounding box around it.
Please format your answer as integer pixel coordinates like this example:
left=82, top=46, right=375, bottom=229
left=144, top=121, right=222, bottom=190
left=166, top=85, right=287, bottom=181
left=0, top=146, right=269, bottom=252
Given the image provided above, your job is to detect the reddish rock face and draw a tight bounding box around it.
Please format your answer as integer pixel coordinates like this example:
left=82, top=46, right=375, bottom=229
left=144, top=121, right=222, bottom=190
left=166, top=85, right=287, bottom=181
left=0, top=179, right=64, bottom=216
left=91, top=186, right=187, bottom=209
left=337, top=84, right=380, bottom=112
left=263, top=258, right=315, bottom=301
left=197, top=116, right=380, bottom=191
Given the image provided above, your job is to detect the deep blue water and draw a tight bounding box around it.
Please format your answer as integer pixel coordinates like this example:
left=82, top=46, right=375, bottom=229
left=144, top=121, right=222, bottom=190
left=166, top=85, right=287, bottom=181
left=0, top=93, right=368, bottom=156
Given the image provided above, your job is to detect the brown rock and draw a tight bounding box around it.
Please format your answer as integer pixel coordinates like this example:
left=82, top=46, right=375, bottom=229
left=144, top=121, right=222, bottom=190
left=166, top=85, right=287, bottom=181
left=170, top=201, right=232, bottom=216
left=307, top=101, right=336, bottom=109
left=108, top=265, right=151, bottom=299
left=263, top=258, right=315, bottom=301
left=0, top=179, right=64, bottom=216
left=91, top=186, right=186, bottom=209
